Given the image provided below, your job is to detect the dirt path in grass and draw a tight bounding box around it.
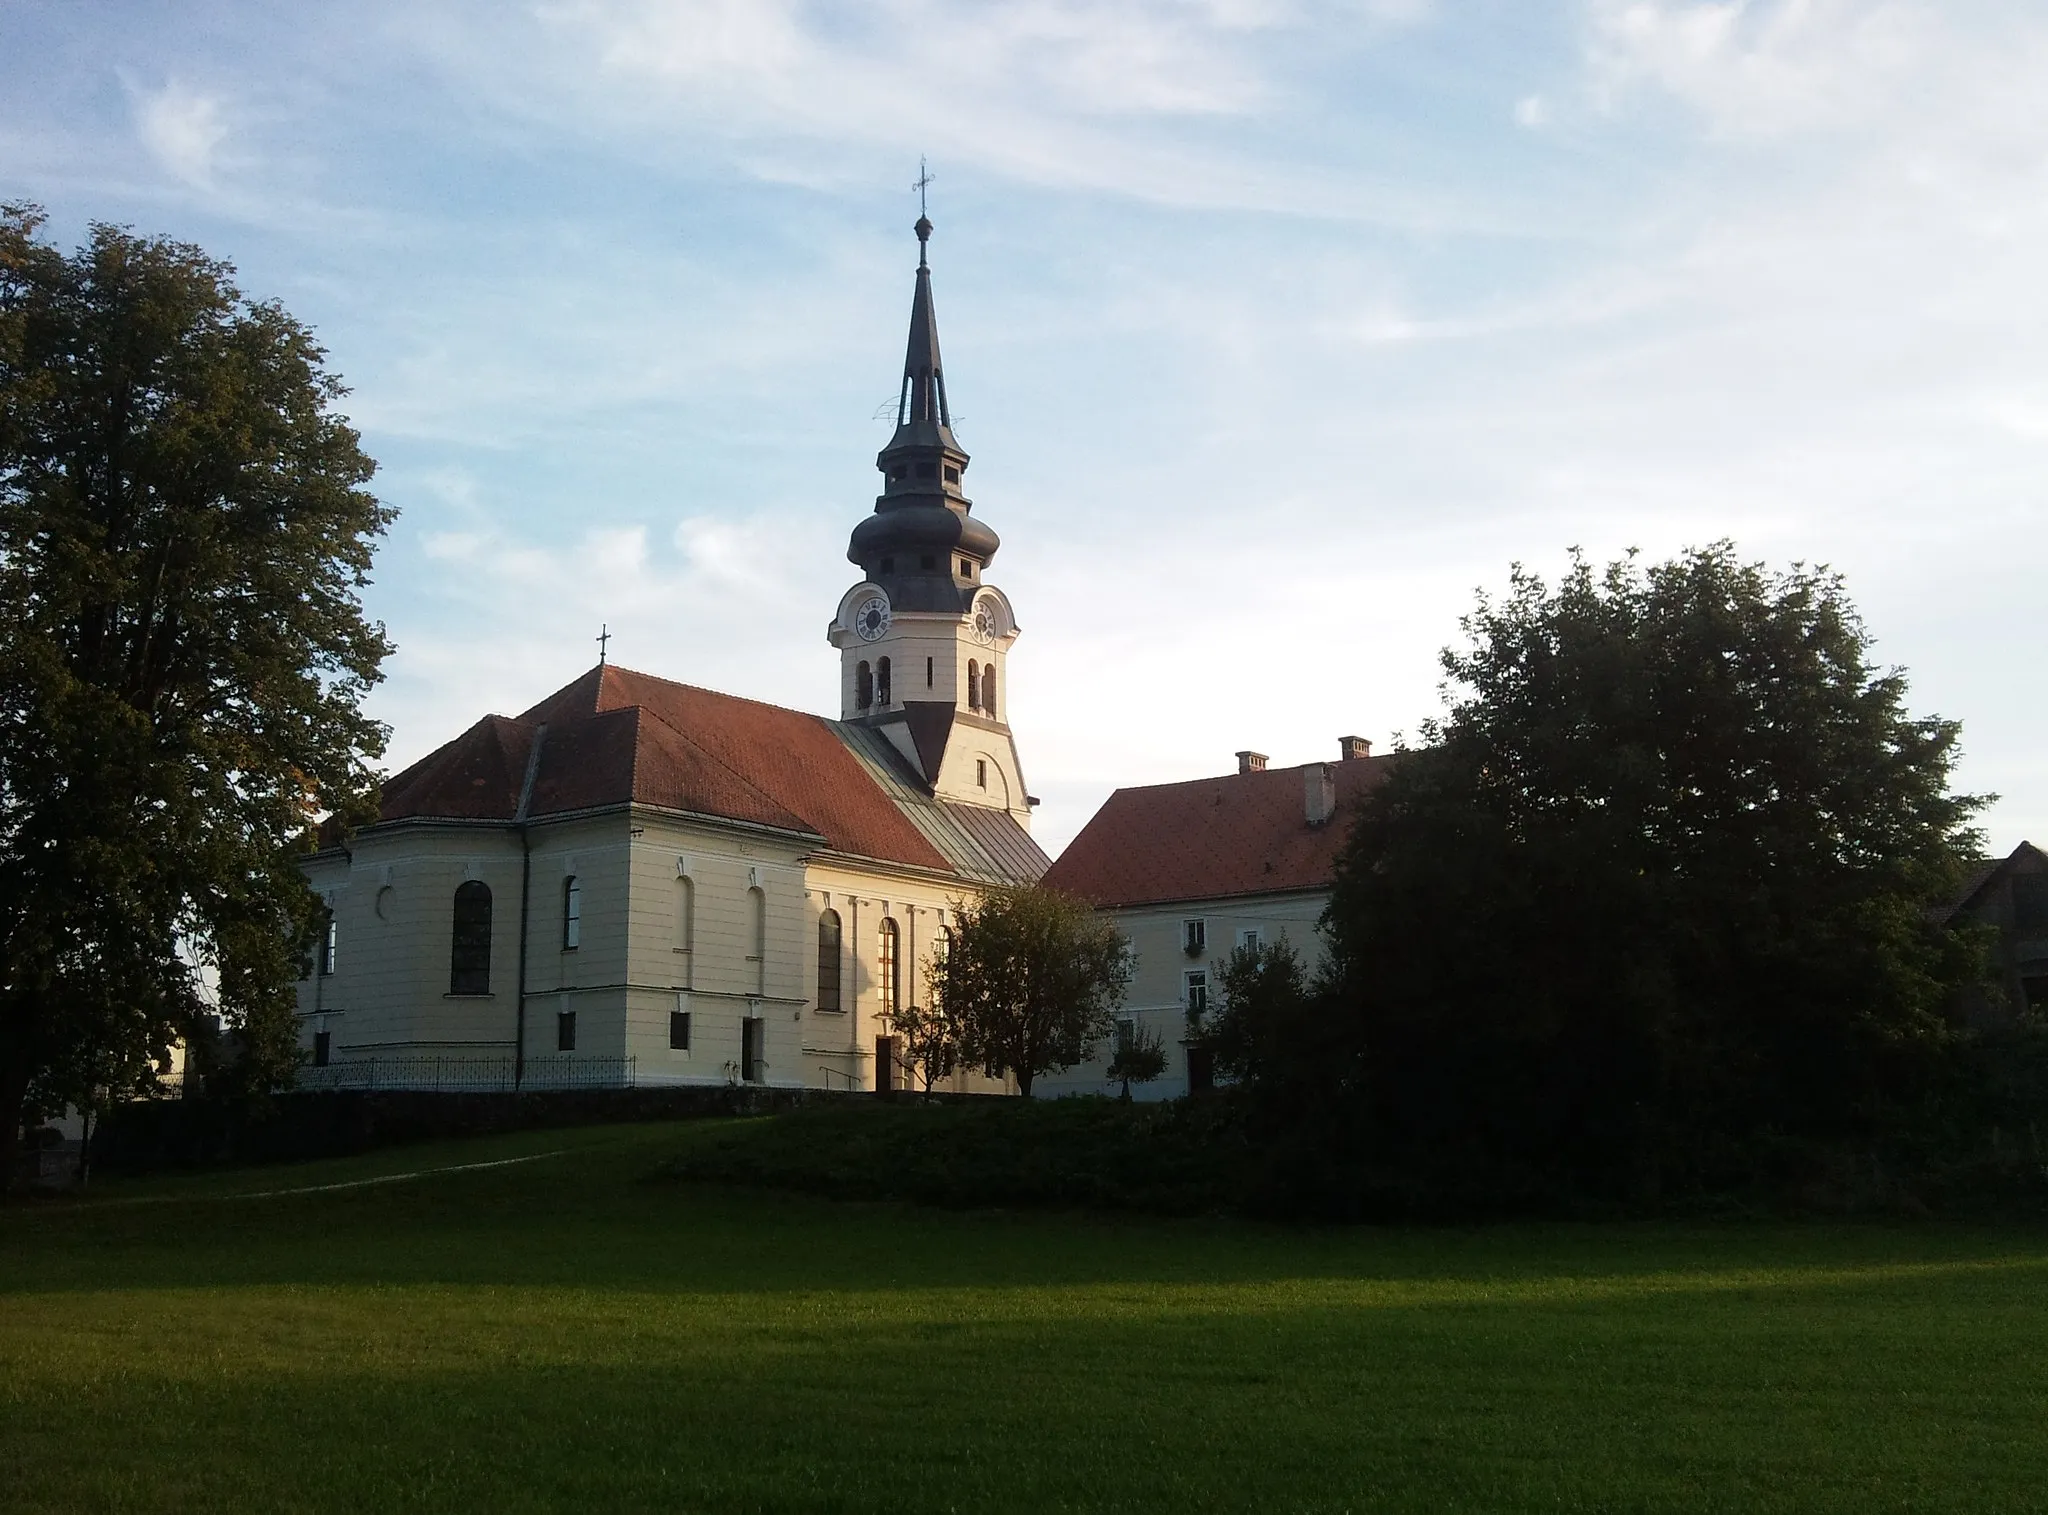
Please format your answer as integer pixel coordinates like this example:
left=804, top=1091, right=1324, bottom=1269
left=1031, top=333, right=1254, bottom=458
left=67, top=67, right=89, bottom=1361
left=81, top=1150, right=570, bottom=1206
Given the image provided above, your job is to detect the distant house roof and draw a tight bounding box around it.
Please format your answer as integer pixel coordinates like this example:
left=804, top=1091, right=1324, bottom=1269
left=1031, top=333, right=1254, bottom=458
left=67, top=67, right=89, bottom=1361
left=1043, top=756, right=1392, bottom=909
left=366, top=663, right=1047, bottom=885
left=1946, top=841, right=2048, bottom=920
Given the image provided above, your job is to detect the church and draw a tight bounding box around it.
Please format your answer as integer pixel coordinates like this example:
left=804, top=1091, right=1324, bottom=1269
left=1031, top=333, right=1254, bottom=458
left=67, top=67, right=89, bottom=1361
left=295, top=212, right=1047, bottom=1094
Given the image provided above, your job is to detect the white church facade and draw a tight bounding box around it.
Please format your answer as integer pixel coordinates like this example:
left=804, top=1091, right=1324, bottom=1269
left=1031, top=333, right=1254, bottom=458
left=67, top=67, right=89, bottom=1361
left=295, top=213, right=1046, bottom=1094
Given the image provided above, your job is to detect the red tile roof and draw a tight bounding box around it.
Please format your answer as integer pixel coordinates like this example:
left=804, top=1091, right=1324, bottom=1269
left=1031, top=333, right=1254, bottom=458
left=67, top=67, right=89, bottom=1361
left=372, top=664, right=1047, bottom=880
left=1043, top=756, right=1391, bottom=908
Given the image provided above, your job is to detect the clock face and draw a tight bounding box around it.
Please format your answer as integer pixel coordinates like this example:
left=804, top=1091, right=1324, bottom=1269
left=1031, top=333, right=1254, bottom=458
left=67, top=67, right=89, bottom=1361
left=853, top=594, right=891, bottom=642
left=971, top=598, right=1000, bottom=646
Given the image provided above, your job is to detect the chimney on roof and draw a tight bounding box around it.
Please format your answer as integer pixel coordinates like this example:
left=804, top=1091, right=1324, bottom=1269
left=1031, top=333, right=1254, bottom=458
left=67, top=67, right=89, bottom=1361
left=1305, top=762, right=1336, bottom=827
left=1338, top=735, right=1371, bottom=761
left=1236, top=750, right=1268, bottom=775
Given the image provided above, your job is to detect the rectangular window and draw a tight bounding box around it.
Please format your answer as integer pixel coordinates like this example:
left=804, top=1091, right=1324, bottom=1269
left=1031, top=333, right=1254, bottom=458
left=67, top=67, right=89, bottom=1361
left=1239, top=929, right=1261, bottom=952
left=313, top=1031, right=331, bottom=1067
left=557, top=1011, right=576, bottom=1052
left=562, top=876, right=581, bottom=950
left=976, top=759, right=988, bottom=788
left=926, top=656, right=934, bottom=688
left=944, top=465, right=960, bottom=484
left=1185, top=971, right=1209, bottom=1019
left=669, top=1010, right=691, bottom=1051
left=1182, top=918, right=1206, bottom=955
left=319, top=915, right=337, bottom=976
left=1114, top=1018, right=1135, bottom=1055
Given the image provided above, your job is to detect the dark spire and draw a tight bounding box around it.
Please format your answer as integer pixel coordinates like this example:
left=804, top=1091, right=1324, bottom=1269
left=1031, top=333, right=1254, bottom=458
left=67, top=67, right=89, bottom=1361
left=890, top=216, right=959, bottom=454
left=849, top=208, right=999, bottom=607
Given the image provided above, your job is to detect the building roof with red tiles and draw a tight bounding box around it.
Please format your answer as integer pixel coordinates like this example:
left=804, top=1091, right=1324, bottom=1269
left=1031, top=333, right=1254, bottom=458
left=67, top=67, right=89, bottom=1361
left=370, top=663, right=1046, bottom=883
left=1043, top=755, right=1392, bottom=909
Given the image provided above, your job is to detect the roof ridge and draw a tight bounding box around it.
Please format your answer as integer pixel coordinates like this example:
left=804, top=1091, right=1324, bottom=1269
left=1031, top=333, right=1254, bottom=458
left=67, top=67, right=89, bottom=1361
left=1103, top=755, right=1391, bottom=797
left=600, top=662, right=842, bottom=727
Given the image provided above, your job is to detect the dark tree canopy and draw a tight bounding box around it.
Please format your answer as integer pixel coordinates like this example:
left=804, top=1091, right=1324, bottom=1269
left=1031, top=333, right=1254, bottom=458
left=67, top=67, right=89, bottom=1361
left=928, top=884, right=1132, bottom=1098
left=0, top=205, right=392, bottom=1185
left=1235, top=546, right=1990, bottom=1201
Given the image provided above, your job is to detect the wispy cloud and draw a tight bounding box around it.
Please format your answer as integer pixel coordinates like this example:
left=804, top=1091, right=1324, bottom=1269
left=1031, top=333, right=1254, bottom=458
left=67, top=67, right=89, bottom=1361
left=125, top=77, right=231, bottom=188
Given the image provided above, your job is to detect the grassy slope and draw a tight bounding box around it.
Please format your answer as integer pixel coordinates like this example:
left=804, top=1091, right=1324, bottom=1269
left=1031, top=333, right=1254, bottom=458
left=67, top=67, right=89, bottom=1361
left=4, top=1121, right=2047, bottom=1513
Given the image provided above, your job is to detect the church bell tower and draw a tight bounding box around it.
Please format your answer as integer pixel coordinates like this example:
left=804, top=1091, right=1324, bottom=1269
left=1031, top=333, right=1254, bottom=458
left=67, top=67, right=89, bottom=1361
left=828, top=212, right=1031, bottom=828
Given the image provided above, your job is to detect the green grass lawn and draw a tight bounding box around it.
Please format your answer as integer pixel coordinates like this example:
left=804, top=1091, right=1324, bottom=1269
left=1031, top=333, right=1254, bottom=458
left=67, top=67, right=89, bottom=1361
left=5, top=1121, right=2048, bottom=1513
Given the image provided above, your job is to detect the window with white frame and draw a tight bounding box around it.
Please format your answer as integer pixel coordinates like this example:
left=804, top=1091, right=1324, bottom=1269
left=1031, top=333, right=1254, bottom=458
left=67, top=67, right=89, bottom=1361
left=1238, top=928, right=1260, bottom=952
left=1185, top=970, right=1208, bottom=1019
left=1182, top=918, right=1206, bottom=956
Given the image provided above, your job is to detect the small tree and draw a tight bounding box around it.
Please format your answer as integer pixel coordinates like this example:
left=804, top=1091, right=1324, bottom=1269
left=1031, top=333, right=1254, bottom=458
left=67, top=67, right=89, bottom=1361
left=929, top=883, right=1132, bottom=1097
left=1105, top=1020, right=1168, bottom=1101
left=892, top=998, right=960, bottom=1099
left=1204, top=935, right=1318, bottom=1089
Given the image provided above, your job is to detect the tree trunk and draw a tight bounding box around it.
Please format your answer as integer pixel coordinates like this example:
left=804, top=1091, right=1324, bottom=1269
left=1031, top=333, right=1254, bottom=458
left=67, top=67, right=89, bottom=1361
left=76, top=1104, right=95, bottom=1190
left=0, top=1057, right=30, bottom=1201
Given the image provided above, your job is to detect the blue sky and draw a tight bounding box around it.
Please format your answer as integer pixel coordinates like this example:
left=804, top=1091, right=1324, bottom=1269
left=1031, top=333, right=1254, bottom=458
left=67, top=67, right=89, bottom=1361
left=4, top=0, right=2044, bottom=856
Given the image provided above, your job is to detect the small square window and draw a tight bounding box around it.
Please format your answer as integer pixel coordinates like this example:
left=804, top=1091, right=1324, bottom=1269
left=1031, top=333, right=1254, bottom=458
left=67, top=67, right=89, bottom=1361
left=944, top=465, right=960, bottom=484
left=669, top=1010, right=691, bottom=1051
left=557, top=1011, right=577, bottom=1052
left=960, top=559, right=972, bottom=576
left=312, top=1031, right=331, bottom=1067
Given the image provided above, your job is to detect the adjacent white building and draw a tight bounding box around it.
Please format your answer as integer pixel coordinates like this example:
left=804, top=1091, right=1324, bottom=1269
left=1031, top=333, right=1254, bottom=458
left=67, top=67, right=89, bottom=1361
left=1038, top=743, right=1389, bottom=1100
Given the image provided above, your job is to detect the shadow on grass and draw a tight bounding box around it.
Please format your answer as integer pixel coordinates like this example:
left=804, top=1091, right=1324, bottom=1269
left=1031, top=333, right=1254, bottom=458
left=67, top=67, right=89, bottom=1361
left=5, top=1120, right=2048, bottom=1307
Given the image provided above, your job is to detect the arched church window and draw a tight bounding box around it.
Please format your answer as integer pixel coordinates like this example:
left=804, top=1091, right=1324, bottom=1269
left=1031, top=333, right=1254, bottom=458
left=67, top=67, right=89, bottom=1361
left=747, top=886, right=767, bottom=994
left=450, top=881, right=492, bottom=995
left=966, top=660, right=980, bottom=711
left=878, top=917, right=900, bottom=1016
left=856, top=661, right=873, bottom=709
left=982, top=663, right=996, bottom=720
left=817, top=909, right=842, bottom=1013
left=876, top=656, right=892, bottom=707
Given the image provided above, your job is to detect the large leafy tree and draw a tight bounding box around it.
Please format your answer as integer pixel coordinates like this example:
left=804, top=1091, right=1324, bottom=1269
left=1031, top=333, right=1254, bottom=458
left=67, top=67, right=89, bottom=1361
left=0, top=205, right=392, bottom=1187
left=1297, top=546, right=1987, bottom=1196
left=929, top=884, right=1132, bottom=1098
